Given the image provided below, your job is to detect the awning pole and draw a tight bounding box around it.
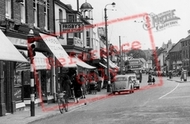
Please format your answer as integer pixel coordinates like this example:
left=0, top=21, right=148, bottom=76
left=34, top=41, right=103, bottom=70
left=52, top=55, right=56, bottom=101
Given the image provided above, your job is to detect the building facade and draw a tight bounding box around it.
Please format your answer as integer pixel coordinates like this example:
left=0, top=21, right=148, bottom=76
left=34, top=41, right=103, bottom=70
left=167, top=39, right=182, bottom=71
left=0, top=0, right=55, bottom=116
left=180, top=35, right=190, bottom=72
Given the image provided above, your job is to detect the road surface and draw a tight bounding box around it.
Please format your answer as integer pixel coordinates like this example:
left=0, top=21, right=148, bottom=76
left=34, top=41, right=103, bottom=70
left=30, top=74, right=190, bottom=124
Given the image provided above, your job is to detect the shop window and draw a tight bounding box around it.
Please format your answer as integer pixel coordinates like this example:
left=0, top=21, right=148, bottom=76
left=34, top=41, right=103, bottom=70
left=41, top=70, right=52, bottom=96
left=14, top=70, right=22, bottom=102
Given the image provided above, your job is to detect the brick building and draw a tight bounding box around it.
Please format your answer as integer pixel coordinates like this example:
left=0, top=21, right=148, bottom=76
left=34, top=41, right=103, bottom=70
left=0, top=0, right=55, bottom=116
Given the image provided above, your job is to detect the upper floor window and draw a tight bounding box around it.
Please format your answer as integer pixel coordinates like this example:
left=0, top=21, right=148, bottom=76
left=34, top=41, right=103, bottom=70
left=5, top=0, right=12, bottom=19
left=44, top=0, right=49, bottom=30
left=59, top=9, right=63, bottom=37
left=20, top=0, right=26, bottom=23
left=67, top=14, right=75, bottom=22
left=59, top=9, right=63, bottom=22
left=33, top=0, right=39, bottom=27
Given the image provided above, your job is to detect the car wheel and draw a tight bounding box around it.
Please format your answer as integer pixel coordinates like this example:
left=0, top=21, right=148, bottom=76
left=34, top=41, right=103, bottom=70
left=132, top=87, right=134, bottom=93
left=112, top=91, right=116, bottom=95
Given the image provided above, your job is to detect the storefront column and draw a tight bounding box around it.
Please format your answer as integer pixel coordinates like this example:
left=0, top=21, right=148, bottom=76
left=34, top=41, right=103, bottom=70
left=0, top=61, right=6, bottom=116
left=10, top=62, right=16, bottom=113
left=5, top=62, right=16, bottom=113
left=51, top=55, right=56, bottom=101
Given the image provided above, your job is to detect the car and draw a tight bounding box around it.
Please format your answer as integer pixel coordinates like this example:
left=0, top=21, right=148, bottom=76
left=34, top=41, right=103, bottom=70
left=129, top=70, right=141, bottom=89
left=112, top=74, right=135, bottom=94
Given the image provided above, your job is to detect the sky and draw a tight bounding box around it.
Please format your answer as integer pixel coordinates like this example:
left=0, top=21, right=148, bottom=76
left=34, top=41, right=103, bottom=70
left=61, top=0, right=190, bottom=50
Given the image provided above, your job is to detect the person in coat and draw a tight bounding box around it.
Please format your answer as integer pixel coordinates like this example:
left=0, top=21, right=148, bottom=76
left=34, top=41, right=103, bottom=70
left=61, top=75, right=72, bottom=103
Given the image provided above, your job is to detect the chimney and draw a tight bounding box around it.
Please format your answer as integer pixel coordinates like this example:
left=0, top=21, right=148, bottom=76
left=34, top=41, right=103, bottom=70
left=77, top=0, right=79, bottom=12
left=188, top=30, right=190, bottom=36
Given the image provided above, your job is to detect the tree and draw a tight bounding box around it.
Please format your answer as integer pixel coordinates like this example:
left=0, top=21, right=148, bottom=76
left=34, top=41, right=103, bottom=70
left=127, top=49, right=147, bottom=60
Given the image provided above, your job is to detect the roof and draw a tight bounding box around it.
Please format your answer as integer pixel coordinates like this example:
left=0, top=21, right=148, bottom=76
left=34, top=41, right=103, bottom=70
left=156, top=47, right=165, bottom=56
left=169, top=39, right=183, bottom=53
left=80, top=2, right=93, bottom=10
left=181, top=35, right=190, bottom=42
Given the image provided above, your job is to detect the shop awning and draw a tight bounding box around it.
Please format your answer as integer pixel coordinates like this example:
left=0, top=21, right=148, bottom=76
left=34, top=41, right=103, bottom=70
left=0, top=30, right=28, bottom=62
left=71, top=57, right=96, bottom=69
left=99, top=62, right=107, bottom=68
left=39, top=33, right=77, bottom=68
left=103, top=58, right=119, bottom=68
left=16, top=51, right=51, bottom=71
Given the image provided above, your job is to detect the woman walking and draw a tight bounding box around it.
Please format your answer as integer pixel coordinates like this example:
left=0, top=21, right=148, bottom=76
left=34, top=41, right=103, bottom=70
left=72, top=71, right=82, bottom=103
left=61, top=75, right=72, bottom=103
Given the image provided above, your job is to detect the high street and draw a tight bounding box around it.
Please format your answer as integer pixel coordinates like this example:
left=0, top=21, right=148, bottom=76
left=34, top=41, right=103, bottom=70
left=30, top=75, right=190, bottom=124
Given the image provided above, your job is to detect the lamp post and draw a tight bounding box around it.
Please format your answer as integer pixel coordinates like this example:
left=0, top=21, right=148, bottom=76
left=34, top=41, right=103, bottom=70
left=104, top=2, right=116, bottom=92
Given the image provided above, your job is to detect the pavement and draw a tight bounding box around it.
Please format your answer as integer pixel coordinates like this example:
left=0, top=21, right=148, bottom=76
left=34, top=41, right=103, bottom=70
left=0, top=89, right=111, bottom=124
left=166, top=76, right=190, bottom=83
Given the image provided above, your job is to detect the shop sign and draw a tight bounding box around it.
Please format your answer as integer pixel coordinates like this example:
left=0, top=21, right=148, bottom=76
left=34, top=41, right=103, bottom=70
left=60, top=22, right=83, bottom=33
left=73, top=37, right=83, bottom=47
left=14, top=87, right=22, bottom=101
left=8, top=37, right=27, bottom=47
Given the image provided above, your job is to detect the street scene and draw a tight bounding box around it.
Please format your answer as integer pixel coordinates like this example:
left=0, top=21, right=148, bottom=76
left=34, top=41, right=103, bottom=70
left=30, top=75, right=190, bottom=124
left=1, top=0, right=190, bottom=124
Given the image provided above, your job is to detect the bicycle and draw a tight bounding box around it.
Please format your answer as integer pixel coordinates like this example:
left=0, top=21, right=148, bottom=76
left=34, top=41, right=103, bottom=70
left=56, top=91, right=68, bottom=114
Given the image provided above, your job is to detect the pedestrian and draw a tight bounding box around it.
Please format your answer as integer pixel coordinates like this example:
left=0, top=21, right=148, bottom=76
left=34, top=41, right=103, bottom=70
left=61, top=75, right=72, bottom=103
left=72, top=71, right=82, bottom=103
left=80, top=75, right=86, bottom=99
left=103, top=74, right=108, bottom=89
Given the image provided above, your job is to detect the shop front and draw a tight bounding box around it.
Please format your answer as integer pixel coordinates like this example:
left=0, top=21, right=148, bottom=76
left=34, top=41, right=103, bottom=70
left=0, top=30, right=28, bottom=116
left=39, top=33, right=77, bottom=100
left=16, top=51, right=51, bottom=106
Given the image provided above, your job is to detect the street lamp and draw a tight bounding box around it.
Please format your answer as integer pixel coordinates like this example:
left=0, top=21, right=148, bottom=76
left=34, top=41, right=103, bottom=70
left=104, top=2, right=116, bottom=92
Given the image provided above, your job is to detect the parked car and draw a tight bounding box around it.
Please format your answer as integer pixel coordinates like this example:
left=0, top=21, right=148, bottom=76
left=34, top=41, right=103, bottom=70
left=112, top=74, right=135, bottom=94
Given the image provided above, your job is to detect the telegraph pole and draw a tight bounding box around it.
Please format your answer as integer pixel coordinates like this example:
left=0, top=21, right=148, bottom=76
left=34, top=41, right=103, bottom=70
left=119, top=36, right=122, bottom=74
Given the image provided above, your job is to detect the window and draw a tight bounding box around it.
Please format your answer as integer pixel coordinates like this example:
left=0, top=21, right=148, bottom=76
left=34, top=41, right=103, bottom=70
left=186, top=49, right=188, bottom=58
left=5, top=0, right=12, bottom=19
left=33, top=0, right=39, bottom=27
left=59, top=9, right=63, bottom=37
left=68, top=14, right=75, bottom=22
left=183, top=50, right=185, bottom=58
left=59, top=9, right=63, bottom=22
left=44, top=0, right=49, bottom=30
left=20, top=0, right=26, bottom=23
